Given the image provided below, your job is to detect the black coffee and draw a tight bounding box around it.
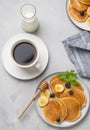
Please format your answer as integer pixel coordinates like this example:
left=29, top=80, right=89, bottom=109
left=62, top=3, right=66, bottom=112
left=13, top=42, right=37, bottom=65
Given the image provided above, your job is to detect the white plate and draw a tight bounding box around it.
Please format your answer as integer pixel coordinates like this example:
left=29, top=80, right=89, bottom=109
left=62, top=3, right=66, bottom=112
left=66, top=0, right=90, bottom=31
left=35, top=72, right=90, bottom=127
left=2, top=34, right=49, bottom=80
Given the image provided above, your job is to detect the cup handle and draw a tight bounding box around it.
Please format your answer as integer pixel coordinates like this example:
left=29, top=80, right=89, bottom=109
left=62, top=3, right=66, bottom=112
left=34, top=62, right=41, bottom=70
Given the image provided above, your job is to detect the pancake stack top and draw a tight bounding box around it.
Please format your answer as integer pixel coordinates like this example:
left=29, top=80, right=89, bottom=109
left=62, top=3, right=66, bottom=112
left=68, top=0, right=90, bottom=22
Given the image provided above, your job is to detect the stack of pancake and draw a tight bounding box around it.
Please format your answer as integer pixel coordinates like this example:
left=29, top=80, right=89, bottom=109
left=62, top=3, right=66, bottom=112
left=68, top=0, right=90, bottom=22
left=38, top=75, right=87, bottom=124
left=42, top=97, right=81, bottom=123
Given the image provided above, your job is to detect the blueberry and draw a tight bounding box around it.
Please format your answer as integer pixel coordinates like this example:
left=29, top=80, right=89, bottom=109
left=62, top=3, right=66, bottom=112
left=80, top=11, right=84, bottom=16
left=65, top=82, right=71, bottom=88
left=56, top=118, right=60, bottom=123
left=50, top=93, right=55, bottom=98
left=68, top=90, right=73, bottom=95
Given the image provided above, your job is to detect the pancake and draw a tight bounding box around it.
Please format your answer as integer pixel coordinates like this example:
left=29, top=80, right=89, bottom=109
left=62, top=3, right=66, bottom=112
left=71, top=0, right=89, bottom=11
left=50, top=75, right=64, bottom=85
left=62, top=97, right=81, bottom=122
left=42, top=98, right=67, bottom=124
left=55, top=98, right=68, bottom=121
left=50, top=75, right=84, bottom=97
left=50, top=75, right=83, bottom=90
left=79, top=0, right=90, bottom=5
left=60, top=87, right=86, bottom=108
left=63, top=81, right=84, bottom=91
left=50, top=76, right=65, bottom=97
left=68, top=3, right=88, bottom=22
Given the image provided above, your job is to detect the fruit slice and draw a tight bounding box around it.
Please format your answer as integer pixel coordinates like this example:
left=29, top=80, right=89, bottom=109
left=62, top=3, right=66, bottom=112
left=38, top=96, right=48, bottom=107
left=86, top=17, right=90, bottom=26
left=87, top=7, right=90, bottom=16
left=40, top=89, right=50, bottom=98
left=55, top=84, right=64, bottom=92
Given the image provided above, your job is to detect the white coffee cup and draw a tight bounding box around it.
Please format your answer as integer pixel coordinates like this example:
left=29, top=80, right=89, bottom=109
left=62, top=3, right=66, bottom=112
left=10, top=39, right=41, bottom=70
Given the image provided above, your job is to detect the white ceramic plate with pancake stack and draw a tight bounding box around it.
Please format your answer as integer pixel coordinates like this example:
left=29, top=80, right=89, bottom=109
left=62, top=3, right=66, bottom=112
left=66, top=0, right=90, bottom=31
left=35, top=72, right=90, bottom=127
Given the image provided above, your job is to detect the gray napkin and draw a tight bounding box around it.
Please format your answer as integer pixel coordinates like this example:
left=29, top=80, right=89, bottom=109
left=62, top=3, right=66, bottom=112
left=62, top=31, right=90, bottom=78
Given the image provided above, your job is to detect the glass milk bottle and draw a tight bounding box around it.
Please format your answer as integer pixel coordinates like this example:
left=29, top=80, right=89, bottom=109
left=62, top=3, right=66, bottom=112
left=20, top=4, right=39, bottom=32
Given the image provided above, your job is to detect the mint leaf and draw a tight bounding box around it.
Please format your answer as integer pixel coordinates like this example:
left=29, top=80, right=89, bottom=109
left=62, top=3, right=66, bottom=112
left=70, top=80, right=78, bottom=86
left=57, top=70, right=78, bottom=86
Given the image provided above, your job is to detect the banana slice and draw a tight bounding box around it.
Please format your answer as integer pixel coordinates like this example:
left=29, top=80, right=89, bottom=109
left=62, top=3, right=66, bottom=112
left=86, top=17, right=90, bottom=26
left=87, top=7, right=90, bottom=16
left=38, top=96, right=48, bottom=107
left=40, top=89, right=50, bottom=98
left=55, top=84, right=64, bottom=92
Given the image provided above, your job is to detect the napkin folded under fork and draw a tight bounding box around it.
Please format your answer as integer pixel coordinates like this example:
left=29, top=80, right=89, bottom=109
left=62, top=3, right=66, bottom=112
left=62, top=31, right=90, bottom=78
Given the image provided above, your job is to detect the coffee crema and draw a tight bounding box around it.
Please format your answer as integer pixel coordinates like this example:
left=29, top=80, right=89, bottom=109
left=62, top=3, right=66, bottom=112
left=13, top=42, right=37, bottom=65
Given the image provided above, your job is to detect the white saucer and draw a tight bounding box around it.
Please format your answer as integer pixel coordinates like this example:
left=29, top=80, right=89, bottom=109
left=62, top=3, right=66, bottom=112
left=2, top=34, right=49, bottom=80
left=66, top=0, right=90, bottom=31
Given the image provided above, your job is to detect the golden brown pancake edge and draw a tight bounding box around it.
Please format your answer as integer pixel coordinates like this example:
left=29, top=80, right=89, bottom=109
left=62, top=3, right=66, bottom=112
left=71, top=0, right=89, bottom=11
left=79, top=0, right=90, bottom=5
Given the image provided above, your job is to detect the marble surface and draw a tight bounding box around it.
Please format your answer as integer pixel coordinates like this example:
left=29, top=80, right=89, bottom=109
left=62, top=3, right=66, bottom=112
left=0, top=0, right=90, bottom=129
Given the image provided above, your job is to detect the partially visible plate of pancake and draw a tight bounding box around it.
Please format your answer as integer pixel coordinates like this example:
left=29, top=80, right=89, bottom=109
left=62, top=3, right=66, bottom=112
left=35, top=71, right=90, bottom=127
left=66, top=0, right=90, bottom=31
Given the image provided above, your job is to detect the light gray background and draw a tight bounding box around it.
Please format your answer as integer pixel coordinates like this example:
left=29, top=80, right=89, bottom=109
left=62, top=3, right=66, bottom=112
left=0, top=0, right=90, bottom=129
